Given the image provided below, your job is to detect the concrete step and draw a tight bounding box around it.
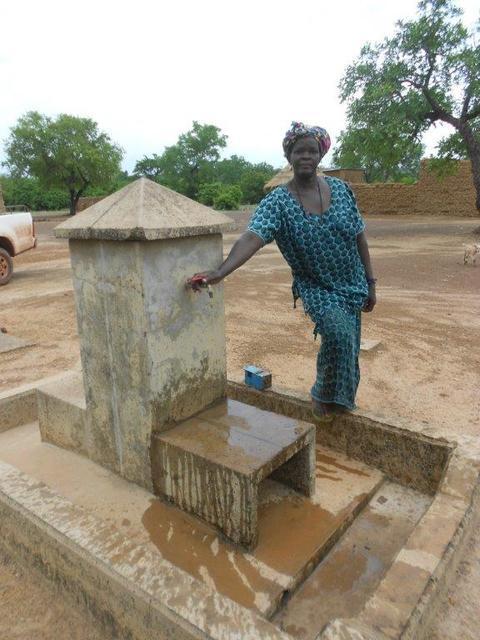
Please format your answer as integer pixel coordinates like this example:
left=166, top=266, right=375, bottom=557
left=37, top=370, right=85, bottom=409
left=152, top=399, right=316, bottom=548
left=37, top=371, right=87, bottom=454
left=273, top=481, right=432, bottom=639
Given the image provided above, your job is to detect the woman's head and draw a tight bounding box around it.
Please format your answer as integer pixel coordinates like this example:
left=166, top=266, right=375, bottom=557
left=282, top=122, right=331, bottom=168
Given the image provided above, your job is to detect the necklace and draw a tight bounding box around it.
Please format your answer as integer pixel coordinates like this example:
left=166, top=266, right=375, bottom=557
left=293, top=177, right=324, bottom=215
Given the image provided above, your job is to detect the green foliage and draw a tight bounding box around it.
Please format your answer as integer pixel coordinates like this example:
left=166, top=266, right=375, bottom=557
left=1, top=168, right=135, bottom=211
left=81, top=171, right=136, bottom=197
left=335, top=0, right=480, bottom=206
left=133, top=154, right=163, bottom=179
left=134, top=122, right=277, bottom=204
left=109, top=171, right=136, bottom=193
left=398, top=175, right=417, bottom=184
left=213, top=185, right=243, bottom=210
left=198, top=182, right=223, bottom=206
left=333, top=128, right=424, bottom=182
left=240, top=164, right=277, bottom=203
left=3, top=111, right=124, bottom=214
left=0, top=176, right=69, bottom=210
left=214, top=155, right=250, bottom=185
left=134, top=122, right=227, bottom=199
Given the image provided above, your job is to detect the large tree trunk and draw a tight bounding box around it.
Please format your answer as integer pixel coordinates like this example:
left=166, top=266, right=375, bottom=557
left=74, top=192, right=82, bottom=215
left=68, top=189, right=84, bottom=215
left=69, top=189, right=76, bottom=216
left=458, top=121, right=480, bottom=214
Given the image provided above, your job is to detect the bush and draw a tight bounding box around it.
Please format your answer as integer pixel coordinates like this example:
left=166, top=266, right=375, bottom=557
left=240, top=169, right=273, bottom=204
left=39, top=188, right=69, bottom=210
left=0, top=176, right=69, bottom=210
left=0, top=173, right=136, bottom=211
left=213, top=185, right=243, bottom=210
left=198, top=182, right=223, bottom=206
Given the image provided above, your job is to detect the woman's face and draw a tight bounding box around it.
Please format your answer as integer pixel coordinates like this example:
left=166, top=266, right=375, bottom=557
left=289, top=136, right=321, bottom=178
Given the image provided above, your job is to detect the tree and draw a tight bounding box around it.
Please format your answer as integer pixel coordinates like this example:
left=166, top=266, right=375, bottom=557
left=134, top=122, right=227, bottom=198
left=333, top=126, right=424, bottom=182
left=214, top=155, right=250, bottom=185
left=3, top=111, right=124, bottom=215
left=240, top=163, right=277, bottom=203
left=134, top=123, right=276, bottom=204
left=336, top=0, right=480, bottom=209
left=213, top=185, right=243, bottom=210
left=133, top=154, right=163, bottom=179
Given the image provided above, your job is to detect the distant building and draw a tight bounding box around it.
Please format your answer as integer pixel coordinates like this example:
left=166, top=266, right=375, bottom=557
left=264, top=166, right=366, bottom=191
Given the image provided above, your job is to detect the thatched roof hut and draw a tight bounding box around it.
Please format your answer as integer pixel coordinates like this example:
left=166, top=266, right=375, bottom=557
left=264, top=167, right=324, bottom=192
left=264, top=166, right=366, bottom=192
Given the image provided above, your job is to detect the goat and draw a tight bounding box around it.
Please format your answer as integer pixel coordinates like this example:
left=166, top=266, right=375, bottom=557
left=463, top=243, right=480, bottom=265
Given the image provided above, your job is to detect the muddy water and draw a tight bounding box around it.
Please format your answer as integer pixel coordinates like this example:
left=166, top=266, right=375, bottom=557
left=143, top=443, right=382, bottom=617
left=316, top=452, right=370, bottom=478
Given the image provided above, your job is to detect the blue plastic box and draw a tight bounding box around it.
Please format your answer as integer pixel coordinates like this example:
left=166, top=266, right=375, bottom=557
left=243, top=365, right=272, bottom=391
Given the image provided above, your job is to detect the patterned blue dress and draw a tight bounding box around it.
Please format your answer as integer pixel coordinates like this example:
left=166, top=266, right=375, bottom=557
left=247, top=177, right=368, bottom=410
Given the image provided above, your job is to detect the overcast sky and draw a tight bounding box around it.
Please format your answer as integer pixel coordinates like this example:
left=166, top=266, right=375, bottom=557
left=1, top=0, right=478, bottom=173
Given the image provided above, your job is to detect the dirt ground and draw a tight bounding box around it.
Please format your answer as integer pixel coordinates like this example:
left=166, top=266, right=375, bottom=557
left=0, top=554, right=107, bottom=640
left=0, top=213, right=479, bottom=638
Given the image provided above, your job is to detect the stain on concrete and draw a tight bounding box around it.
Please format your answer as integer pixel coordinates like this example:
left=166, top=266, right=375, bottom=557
left=274, top=482, right=431, bottom=639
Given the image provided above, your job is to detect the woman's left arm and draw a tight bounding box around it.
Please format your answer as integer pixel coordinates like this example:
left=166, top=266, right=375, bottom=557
left=356, top=231, right=376, bottom=312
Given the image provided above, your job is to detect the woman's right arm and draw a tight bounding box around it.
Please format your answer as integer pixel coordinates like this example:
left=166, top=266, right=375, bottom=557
left=187, top=231, right=264, bottom=290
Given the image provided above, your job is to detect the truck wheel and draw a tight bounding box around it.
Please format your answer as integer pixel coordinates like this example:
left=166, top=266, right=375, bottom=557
left=0, top=248, right=13, bottom=285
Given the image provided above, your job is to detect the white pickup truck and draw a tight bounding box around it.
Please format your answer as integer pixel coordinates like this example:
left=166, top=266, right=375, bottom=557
left=0, top=209, right=37, bottom=285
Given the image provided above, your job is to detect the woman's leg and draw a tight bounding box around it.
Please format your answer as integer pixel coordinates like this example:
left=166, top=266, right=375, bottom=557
left=311, top=307, right=361, bottom=412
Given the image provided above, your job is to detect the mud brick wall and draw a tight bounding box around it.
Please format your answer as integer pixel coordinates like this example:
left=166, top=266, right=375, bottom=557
left=0, top=185, right=5, bottom=212
left=324, top=168, right=366, bottom=183
left=353, top=183, right=417, bottom=215
left=416, top=160, right=476, bottom=216
left=352, top=160, right=477, bottom=217
left=77, top=196, right=105, bottom=212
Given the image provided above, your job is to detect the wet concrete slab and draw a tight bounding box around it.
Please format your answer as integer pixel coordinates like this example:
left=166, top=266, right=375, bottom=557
left=0, top=421, right=382, bottom=618
left=274, top=482, right=432, bottom=639
left=153, top=399, right=316, bottom=548
left=157, top=399, right=313, bottom=475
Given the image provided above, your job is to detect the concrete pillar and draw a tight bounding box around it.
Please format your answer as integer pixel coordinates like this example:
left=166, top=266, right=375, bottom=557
left=54, top=178, right=232, bottom=489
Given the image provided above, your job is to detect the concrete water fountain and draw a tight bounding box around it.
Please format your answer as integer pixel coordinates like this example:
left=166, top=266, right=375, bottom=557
left=0, top=178, right=479, bottom=640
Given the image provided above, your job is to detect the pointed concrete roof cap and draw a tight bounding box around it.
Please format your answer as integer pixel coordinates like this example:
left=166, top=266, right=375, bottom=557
left=55, top=178, right=234, bottom=240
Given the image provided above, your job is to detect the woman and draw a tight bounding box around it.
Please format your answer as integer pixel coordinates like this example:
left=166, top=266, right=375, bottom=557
left=188, top=122, right=376, bottom=419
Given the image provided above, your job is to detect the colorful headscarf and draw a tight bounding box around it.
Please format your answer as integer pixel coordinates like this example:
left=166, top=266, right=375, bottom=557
left=282, top=122, right=331, bottom=160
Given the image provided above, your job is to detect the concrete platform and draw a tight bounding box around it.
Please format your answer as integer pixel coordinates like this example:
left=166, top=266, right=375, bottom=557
left=152, top=399, right=316, bottom=548
left=0, top=421, right=381, bottom=618
left=0, top=379, right=479, bottom=640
